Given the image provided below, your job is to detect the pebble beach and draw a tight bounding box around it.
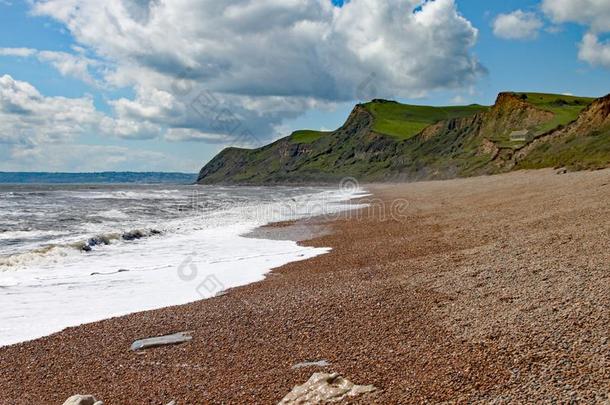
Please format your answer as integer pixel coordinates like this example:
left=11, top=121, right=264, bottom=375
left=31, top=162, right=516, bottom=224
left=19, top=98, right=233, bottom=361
left=0, top=168, right=608, bottom=404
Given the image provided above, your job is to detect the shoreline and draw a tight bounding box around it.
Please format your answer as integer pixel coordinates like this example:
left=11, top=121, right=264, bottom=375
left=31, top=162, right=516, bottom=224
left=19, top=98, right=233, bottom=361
left=1, top=168, right=609, bottom=403
left=0, top=187, right=359, bottom=348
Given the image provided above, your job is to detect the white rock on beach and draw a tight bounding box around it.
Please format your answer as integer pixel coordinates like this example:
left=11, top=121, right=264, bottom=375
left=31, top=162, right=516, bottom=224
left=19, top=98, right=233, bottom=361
left=291, top=359, right=331, bottom=370
left=278, top=372, right=376, bottom=404
left=130, top=332, right=192, bottom=351
left=62, top=395, right=103, bottom=405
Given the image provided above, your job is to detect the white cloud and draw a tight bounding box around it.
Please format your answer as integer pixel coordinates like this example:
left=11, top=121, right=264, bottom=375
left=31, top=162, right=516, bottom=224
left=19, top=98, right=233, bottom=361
left=0, top=74, right=102, bottom=145
left=101, top=116, right=165, bottom=140
left=29, top=0, right=484, bottom=145
left=1, top=144, right=195, bottom=172
left=1, top=47, right=98, bottom=84
left=578, top=33, right=610, bottom=69
left=0, top=74, right=161, bottom=147
left=36, top=50, right=97, bottom=84
left=0, top=47, right=36, bottom=57
left=492, top=10, right=543, bottom=40
left=0, top=74, right=195, bottom=171
left=542, top=0, right=610, bottom=33
left=541, top=0, right=610, bottom=69
left=165, top=128, right=231, bottom=143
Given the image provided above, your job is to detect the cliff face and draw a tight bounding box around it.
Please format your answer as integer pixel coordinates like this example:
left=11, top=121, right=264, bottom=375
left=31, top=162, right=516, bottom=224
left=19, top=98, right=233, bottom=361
left=197, top=105, right=399, bottom=184
left=381, top=93, right=563, bottom=180
left=515, top=94, right=610, bottom=170
left=197, top=92, right=610, bottom=184
left=484, top=93, right=555, bottom=135
left=550, top=93, right=610, bottom=136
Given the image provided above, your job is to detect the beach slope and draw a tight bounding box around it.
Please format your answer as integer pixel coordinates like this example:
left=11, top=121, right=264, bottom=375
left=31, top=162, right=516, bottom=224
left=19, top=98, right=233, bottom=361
left=1, top=168, right=609, bottom=403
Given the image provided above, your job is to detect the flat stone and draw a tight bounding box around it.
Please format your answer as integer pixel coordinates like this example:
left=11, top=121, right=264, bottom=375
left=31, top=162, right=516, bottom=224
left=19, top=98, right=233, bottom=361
left=130, top=332, right=192, bottom=351
left=291, top=360, right=331, bottom=369
left=62, top=395, right=103, bottom=405
left=278, top=372, right=376, bottom=404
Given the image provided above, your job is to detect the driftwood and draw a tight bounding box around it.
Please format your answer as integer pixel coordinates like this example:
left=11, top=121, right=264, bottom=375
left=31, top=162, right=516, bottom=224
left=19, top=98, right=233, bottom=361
left=130, top=332, right=192, bottom=351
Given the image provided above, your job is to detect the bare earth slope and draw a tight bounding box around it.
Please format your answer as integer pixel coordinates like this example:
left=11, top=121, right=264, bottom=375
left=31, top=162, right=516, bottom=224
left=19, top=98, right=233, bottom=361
left=0, top=169, right=609, bottom=403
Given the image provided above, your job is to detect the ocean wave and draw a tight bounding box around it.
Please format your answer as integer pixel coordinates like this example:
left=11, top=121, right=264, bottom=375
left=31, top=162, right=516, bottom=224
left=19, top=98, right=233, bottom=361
left=0, top=229, right=66, bottom=241
left=0, top=186, right=356, bottom=273
left=0, top=227, right=163, bottom=270
left=69, top=190, right=184, bottom=200
left=0, top=245, right=77, bottom=270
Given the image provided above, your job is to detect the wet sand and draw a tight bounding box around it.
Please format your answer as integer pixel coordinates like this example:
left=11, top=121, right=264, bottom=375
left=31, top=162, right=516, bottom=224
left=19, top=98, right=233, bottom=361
left=0, top=168, right=609, bottom=404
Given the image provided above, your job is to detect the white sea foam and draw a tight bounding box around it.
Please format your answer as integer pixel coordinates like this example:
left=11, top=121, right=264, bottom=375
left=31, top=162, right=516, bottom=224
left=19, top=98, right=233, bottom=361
left=0, top=229, right=66, bottom=241
left=0, top=245, right=80, bottom=269
left=95, top=209, right=130, bottom=219
left=0, top=187, right=365, bottom=346
left=68, top=190, right=184, bottom=200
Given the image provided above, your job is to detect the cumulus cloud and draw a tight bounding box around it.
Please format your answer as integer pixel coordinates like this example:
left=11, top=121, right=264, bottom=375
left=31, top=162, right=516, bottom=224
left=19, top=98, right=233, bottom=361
left=492, top=10, right=543, bottom=40
left=541, top=0, right=610, bottom=69
left=28, top=0, right=484, bottom=145
left=0, top=74, right=102, bottom=145
left=578, top=33, right=610, bottom=69
left=0, top=47, right=98, bottom=84
left=37, top=50, right=98, bottom=84
left=541, top=0, right=610, bottom=33
left=0, top=74, right=160, bottom=147
left=96, top=0, right=480, bottom=99
left=0, top=74, right=195, bottom=171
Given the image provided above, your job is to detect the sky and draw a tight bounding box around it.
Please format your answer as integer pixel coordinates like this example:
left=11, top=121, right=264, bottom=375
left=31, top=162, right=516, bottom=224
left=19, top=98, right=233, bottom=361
left=0, top=0, right=609, bottom=172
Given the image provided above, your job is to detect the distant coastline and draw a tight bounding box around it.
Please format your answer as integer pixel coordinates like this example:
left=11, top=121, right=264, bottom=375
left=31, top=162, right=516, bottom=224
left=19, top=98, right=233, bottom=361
left=0, top=172, right=198, bottom=184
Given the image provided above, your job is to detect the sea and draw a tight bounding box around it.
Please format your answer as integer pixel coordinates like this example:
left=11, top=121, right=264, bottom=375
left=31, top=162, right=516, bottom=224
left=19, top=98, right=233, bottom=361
left=0, top=178, right=363, bottom=346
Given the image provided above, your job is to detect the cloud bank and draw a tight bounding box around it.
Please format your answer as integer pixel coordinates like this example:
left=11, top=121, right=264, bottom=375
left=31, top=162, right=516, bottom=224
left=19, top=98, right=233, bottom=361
left=7, top=0, right=482, bottom=147
left=0, top=74, right=198, bottom=171
left=0, top=74, right=102, bottom=146
left=0, top=0, right=487, bottom=170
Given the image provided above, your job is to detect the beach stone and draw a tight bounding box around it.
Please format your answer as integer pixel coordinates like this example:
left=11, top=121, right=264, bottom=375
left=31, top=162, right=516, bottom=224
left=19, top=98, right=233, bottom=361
left=62, top=395, right=103, bottom=405
left=122, top=230, right=145, bottom=241
left=87, top=236, right=110, bottom=247
left=291, top=360, right=331, bottom=369
left=130, top=332, right=192, bottom=351
left=278, top=372, right=376, bottom=404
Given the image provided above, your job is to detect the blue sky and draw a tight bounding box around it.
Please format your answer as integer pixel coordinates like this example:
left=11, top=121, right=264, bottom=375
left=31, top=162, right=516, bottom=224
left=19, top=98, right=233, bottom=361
left=0, top=0, right=609, bottom=172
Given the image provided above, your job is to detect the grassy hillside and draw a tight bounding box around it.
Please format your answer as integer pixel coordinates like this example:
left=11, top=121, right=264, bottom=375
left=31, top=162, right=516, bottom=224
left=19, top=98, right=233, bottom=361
left=289, top=130, right=330, bottom=144
left=517, top=130, right=610, bottom=170
left=198, top=92, right=609, bottom=184
left=516, top=92, right=595, bottom=135
left=363, top=100, right=489, bottom=140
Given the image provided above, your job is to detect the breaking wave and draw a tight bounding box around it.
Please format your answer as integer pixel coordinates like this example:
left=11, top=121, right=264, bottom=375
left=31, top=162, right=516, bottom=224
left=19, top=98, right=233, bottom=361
left=0, top=228, right=163, bottom=270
